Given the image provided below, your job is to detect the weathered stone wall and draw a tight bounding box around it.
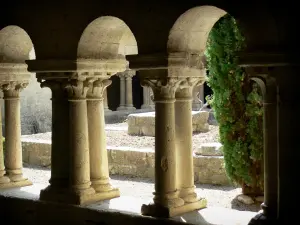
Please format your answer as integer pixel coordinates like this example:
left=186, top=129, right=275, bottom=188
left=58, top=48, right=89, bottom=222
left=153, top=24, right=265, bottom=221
left=21, top=140, right=230, bottom=185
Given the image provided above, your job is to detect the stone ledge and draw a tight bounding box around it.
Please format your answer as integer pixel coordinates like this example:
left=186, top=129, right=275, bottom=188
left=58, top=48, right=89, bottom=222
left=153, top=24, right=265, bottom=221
left=21, top=140, right=230, bottom=185
left=0, top=184, right=256, bottom=225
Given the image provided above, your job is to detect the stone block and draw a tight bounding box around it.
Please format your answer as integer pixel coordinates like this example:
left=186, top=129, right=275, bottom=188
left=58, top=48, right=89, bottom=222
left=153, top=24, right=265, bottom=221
left=195, top=142, right=223, bottom=156
left=127, top=111, right=210, bottom=137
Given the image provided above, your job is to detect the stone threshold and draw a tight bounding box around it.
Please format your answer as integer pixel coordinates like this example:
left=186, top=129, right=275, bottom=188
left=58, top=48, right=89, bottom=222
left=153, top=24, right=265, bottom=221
left=0, top=183, right=256, bottom=225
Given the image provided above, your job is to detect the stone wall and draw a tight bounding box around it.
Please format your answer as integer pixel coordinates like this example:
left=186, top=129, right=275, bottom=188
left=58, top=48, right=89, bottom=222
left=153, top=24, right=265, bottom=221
left=21, top=140, right=231, bottom=185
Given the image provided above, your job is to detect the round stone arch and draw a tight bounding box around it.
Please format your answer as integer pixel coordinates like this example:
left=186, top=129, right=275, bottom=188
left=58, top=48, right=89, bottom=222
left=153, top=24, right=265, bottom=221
left=77, top=16, right=138, bottom=59
left=167, top=5, right=279, bottom=54
left=77, top=16, right=140, bottom=110
left=0, top=25, right=36, bottom=63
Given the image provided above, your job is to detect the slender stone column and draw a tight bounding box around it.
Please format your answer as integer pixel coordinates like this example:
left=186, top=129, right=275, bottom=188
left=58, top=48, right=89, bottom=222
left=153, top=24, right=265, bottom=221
left=2, top=82, right=31, bottom=186
left=87, top=78, right=120, bottom=199
left=247, top=73, right=279, bottom=225
left=150, top=89, right=155, bottom=109
left=117, top=74, right=126, bottom=110
left=39, top=78, right=70, bottom=200
left=141, top=78, right=185, bottom=217
left=141, top=86, right=152, bottom=110
left=0, top=100, right=10, bottom=185
left=192, top=84, right=204, bottom=110
left=103, top=89, right=111, bottom=112
left=175, top=78, right=206, bottom=208
left=260, top=77, right=278, bottom=220
left=65, top=79, right=95, bottom=200
left=124, top=70, right=136, bottom=110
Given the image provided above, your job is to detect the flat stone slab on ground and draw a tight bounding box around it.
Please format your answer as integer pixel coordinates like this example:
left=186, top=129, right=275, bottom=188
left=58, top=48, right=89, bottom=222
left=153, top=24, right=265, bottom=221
left=195, top=142, right=223, bottom=156
left=128, top=111, right=209, bottom=137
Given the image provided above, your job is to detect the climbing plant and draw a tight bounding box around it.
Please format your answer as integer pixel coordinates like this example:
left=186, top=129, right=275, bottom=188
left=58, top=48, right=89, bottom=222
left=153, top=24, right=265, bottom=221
left=205, top=14, right=264, bottom=195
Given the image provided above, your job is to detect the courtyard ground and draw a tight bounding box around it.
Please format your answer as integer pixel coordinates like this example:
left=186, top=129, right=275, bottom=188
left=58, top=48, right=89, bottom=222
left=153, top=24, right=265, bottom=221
left=22, top=122, right=261, bottom=213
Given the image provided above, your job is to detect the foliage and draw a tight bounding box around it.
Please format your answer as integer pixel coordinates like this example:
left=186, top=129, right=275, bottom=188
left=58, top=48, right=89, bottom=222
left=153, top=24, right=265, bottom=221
left=205, top=15, right=264, bottom=194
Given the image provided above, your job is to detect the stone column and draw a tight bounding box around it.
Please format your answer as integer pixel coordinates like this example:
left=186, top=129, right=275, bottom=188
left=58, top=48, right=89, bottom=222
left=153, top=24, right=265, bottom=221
left=124, top=70, right=136, bottom=110
left=39, top=78, right=71, bottom=201
left=141, top=78, right=185, bottom=217
left=260, top=77, right=278, bottom=220
left=103, top=89, right=111, bottom=112
left=65, top=79, right=95, bottom=202
left=150, top=89, right=155, bottom=109
left=0, top=100, right=10, bottom=185
left=247, top=72, right=279, bottom=225
left=141, top=86, right=152, bottom=110
left=192, top=84, right=204, bottom=110
left=2, top=81, right=31, bottom=187
left=175, top=78, right=206, bottom=209
left=87, top=78, right=119, bottom=199
left=117, top=74, right=126, bottom=110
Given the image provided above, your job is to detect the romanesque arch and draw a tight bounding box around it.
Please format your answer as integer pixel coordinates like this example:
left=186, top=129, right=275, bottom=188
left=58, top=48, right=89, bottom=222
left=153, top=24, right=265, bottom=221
left=168, top=5, right=227, bottom=54
left=0, top=25, right=35, bottom=188
left=77, top=16, right=139, bottom=111
left=77, top=16, right=138, bottom=60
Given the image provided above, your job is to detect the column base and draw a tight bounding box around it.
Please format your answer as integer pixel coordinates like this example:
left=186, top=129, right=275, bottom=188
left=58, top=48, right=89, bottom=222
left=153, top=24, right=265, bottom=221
left=0, top=178, right=32, bottom=189
left=0, top=175, right=10, bottom=184
left=40, top=185, right=120, bottom=205
left=124, top=106, right=136, bottom=111
left=141, top=198, right=207, bottom=218
left=141, top=105, right=153, bottom=110
left=117, top=106, right=127, bottom=111
left=248, top=213, right=278, bottom=225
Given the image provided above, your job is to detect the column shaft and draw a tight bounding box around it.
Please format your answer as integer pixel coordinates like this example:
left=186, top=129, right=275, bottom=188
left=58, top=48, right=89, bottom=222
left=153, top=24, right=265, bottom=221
left=69, top=98, right=94, bottom=194
left=175, top=90, right=198, bottom=203
left=117, top=76, right=126, bottom=110
left=103, top=89, right=110, bottom=112
left=0, top=100, right=9, bottom=184
left=87, top=79, right=119, bottom=199
left=154, top=100, right=183, bottom=207
left=125, top=76, right=134, bottom=108
left=39, top=80, right=70, bottom=201
left=4, top=90, right=24, bottom=181
left=88, top=99, right=112, bottom=191
left=261, top=82, right=278, bottom=219
left=141, top=86, right=150, bottom=109
left=49, top=82, right=70, bottom=187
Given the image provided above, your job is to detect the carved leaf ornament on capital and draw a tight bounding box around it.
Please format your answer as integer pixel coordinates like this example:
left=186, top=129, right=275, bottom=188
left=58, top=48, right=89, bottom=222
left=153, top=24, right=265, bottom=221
left=141, top=78, right=185, bottom=101
left=87, top=79, right=112, bottom=99
left=141, top=77, right=205, bottom=101
left=65, top=79, right=91, bottom=99
left=176, top=77, right=205, bottom=99
left=1, top=81, right=29, bottom=97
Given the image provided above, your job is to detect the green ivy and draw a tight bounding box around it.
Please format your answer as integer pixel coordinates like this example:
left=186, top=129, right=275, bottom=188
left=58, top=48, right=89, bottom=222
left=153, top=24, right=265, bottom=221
left=205, top=15, right=264, bottom=194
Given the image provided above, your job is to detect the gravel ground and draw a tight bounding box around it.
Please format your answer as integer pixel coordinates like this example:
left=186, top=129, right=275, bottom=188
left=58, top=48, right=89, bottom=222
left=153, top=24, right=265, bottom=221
left=21, top=123, right=261, bottom=212
left=22, top=123, right=220, bottom=150
left=23, top=165, right=261, bottom=212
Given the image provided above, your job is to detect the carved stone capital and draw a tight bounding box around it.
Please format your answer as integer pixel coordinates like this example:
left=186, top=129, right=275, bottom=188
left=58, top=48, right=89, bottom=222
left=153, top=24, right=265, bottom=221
left=141, top=78, right=184, bottom=102
left=175, top=78, right=205, bottom=100
left=1, top=81, right=29, bottom=98
left=87, top=79, right=112, bottom=99
left=65, top=79, right=91, bottom=100
left=117, top=70, right=136, bottom=79
left=40, top=80, right=69, bottom=100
